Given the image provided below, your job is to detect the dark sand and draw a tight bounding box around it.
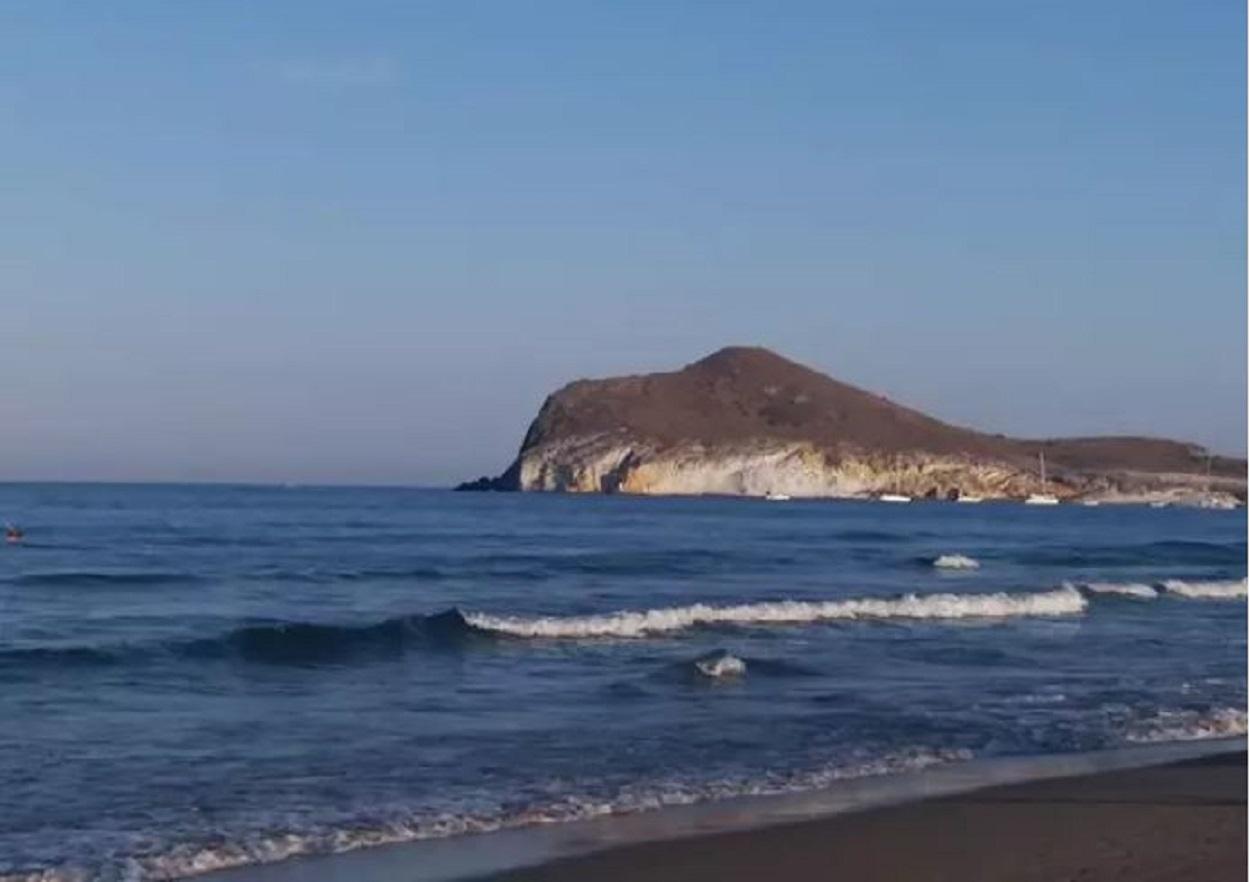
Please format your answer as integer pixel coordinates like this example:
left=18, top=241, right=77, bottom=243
left=484, top=751, right=1246, bottom=882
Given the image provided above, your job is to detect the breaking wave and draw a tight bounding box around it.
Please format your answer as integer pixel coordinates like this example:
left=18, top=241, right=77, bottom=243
left=693, top=650, right=747, bottom=679
left=932, top=554, right=980, bottom=570
left=1124, top=707, right=1248, bottom=743
left=1160, top=578, right=1247, bottom=599
left=1079, top=581, right=1159, bottom=599
left=6, top=573, right=1244, bottom=671
left=464, top=587, right=1087, bottom=639
left=2, top=748, right=969, bottom=882
left=1073, top=578, right=1247, bottom=601
left=0, top=609, right=484, bottom=670
left=3, top=586, right=1090, bottom=670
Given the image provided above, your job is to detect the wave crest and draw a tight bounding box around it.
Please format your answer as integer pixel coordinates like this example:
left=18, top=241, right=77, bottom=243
left=933, top=554, right=980, bottom=570
left=1160, top=578, right=1247, bottom=599
left=464, top=587, right=1087, bottom=639
left=9, top=570, right=202, bottom=588
left=1124, top=707, right=1248, bottom=743
left=0, top=609, right=482, bottom=670
left=1074, top=578, right=1248, bottom=601
left=693, top=651, right=747, bottom=679
left=1079, top=581, right=1159, bottom=599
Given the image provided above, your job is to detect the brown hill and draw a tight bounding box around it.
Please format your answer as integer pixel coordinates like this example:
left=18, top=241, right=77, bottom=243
left=461, top=347, right=1244, bottom=498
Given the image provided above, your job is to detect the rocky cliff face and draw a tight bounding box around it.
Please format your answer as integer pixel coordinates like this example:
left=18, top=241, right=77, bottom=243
left=512, top=436, right=1042, bottom=499
left=460, top=347, right=1245, bottom=503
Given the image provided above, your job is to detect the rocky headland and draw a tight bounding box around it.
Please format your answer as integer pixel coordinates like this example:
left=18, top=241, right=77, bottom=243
left=458, top=347, right=1246, bottom=504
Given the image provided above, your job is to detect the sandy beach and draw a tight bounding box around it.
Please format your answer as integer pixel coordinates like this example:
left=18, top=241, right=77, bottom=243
left=485, top=751, right=1246, bottom=882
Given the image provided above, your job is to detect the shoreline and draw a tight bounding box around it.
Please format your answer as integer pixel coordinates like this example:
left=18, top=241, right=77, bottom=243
left=203, top=738, right=1245, bottom=882
left=487, top=747, right=1246, bottom=882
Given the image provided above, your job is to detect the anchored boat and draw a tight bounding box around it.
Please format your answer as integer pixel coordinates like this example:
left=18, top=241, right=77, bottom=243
left=1024, top=452, right=1060, bottom=505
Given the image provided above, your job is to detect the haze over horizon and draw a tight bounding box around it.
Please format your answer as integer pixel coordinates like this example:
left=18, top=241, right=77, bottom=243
left=2, top=0, right=1244, bottom=485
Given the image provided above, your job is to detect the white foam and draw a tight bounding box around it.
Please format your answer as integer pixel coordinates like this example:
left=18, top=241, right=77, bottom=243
left=694, top=653, right=746, bottom=678
left=933, top=554, right=979, bottom=570
left=1124, top=707, right=1247, bottom=744
left=54, top=748, right=970, bottom=882
left=1080, top=581, right=1159, bottom=599
left=1160, top=578, right=1247, bottom=599
left=0, top=869, right=88, bottom=882
left=464, top=587, right=1087, bottom=639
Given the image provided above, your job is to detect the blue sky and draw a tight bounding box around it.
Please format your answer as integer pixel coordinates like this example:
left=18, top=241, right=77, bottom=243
left=1, top=0, right=1244, bottom=484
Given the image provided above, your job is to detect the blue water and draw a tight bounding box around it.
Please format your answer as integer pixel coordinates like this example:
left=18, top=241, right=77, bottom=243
left=1, top=484, right=1245, bottom=881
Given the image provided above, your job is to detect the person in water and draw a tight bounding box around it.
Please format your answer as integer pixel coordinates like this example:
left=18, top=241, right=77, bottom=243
left=5, top=523, right=23, bottom=543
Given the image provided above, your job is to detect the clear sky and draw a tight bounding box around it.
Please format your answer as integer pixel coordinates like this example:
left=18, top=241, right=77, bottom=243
left=2, top=0, right=1244, bottom=484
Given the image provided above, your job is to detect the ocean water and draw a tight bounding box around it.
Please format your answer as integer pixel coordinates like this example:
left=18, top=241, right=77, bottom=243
left=1, top=484, right=1245, bottom=881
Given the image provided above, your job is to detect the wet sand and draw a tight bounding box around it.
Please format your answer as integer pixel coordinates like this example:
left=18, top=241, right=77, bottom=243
left=484, top=751, right=1246, bottom=882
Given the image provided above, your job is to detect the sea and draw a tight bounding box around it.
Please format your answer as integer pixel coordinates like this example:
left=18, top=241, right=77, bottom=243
left=1, top=483, right=1246, bottom=881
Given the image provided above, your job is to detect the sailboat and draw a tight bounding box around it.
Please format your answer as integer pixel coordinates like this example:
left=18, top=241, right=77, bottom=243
left=1197, top=455, right=1235, bottom=509
left=1024, top=451, right=1060, bottom=505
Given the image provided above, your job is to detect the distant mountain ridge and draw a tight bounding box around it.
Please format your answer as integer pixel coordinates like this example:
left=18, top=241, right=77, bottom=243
left=460, top=347, right=1245, bottom=503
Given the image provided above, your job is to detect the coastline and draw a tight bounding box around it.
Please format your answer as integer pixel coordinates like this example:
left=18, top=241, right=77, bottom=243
left=202, top=739, right=1246, bottom=882
left=488, top=748, right=1246, bottom=882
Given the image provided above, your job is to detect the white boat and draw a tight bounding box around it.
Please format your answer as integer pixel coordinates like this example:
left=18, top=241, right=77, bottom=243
left=1198, top=497, right=1236, bottom=510
left=764, top=492, right=791, bottom=502
left=1024, top=451, right=1060, bottom=505
left=878, top=493, right=912, bottom=503
left=956, top=495, right=983, bottom=504
left=1195, top=456, right=1235, bottom=508
left=1080, top=500, right=1100, bottom=507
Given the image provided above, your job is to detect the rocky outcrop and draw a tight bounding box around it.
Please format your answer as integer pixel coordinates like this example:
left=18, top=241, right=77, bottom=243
left=459, top=347, right=1246, bottom=503
left=510, top=437, right=1042, bottom=499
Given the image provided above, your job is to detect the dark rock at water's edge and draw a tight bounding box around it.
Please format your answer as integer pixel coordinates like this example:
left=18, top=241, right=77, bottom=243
left=454, top=460, right=521, bottom=492
left=454, top=477, right=501, bottom=492
left=460, top=346, right=1247, bottom=502
left=455, top=476, right=509, bottom=492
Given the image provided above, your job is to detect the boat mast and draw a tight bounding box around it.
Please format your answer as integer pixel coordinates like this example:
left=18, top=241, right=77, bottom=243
left=1039, top=450, right=1046, bottom=493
